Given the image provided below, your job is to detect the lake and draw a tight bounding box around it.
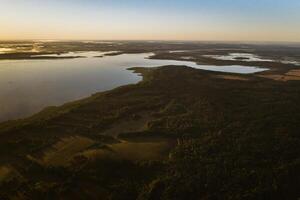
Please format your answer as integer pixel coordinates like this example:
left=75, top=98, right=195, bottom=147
left=0, top=52, right=268, bottom=122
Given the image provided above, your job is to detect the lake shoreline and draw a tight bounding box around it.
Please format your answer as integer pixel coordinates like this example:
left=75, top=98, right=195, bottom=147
left=0, top=50, right=271, bottom=123
left=0, top=64, right=299, bottom=199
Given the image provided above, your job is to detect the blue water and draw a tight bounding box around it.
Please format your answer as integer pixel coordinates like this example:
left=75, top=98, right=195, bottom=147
left=0, top=52, right=268, bottom=122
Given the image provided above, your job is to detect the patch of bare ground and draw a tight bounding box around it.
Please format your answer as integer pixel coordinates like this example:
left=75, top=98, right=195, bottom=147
left=0, top=166, right=12, bottom=183
left=0, top=165, right=21, bottom=184
left=214, top=75, right=249, bottom=81
left=102, top=113, right=153, bottom=136
left=258, top=69, right=300, bottom=81
left=107, top=140, right=173, bottom=160
left=27, top=136, right=95, bottom=167
left=286, top=69, right=300, bottom=76
left=80, top=139, right=175, bottom=161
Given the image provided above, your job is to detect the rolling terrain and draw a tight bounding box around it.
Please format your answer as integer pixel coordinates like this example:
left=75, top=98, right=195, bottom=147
left=0, top=60, right=299, bottom=199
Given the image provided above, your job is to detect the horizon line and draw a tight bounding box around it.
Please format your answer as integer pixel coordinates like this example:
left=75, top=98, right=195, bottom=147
left=1, top=38, right=300, bottom=44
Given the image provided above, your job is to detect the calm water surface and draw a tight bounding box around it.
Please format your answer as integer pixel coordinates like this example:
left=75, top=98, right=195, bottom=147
left=0, top=52, right=268, bottom=122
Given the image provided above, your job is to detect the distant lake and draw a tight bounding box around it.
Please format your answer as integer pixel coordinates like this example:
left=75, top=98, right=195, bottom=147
left=0, top=52, right=267, bottom=122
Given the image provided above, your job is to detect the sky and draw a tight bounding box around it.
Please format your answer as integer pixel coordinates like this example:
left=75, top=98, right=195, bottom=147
left=0, top=0, right=300, bottom=42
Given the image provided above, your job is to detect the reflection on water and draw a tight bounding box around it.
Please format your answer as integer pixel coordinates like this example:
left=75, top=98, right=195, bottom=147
left=204, top=53, right=300, bottom=65
left=30, top=51, right=119, bottom=58
left=0, top=52, right=268, bottom=122
left=0, top=48, right=14, bottom=54
left=0, top=43, right=42, bottom=54
left=204, top=53, right=274, bottom=62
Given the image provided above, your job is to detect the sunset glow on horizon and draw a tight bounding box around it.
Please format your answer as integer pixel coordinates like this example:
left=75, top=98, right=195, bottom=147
left=1, top=0, right=300, bottom=42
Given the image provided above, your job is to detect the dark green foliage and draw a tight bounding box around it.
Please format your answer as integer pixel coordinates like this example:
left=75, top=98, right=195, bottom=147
left=143, top=132, right=300, bottom=200
left=0, top=66, right=300, bottom=199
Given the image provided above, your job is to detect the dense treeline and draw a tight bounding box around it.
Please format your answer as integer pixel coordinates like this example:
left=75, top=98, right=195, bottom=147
left=0, top=66, right=299, bottom=199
